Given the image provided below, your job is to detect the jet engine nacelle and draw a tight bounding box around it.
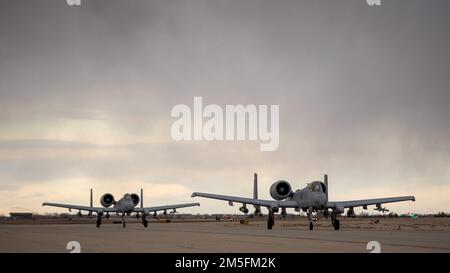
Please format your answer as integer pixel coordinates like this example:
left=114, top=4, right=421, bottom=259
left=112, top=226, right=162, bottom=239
left=270, top=180, right=293, bottom=200
left=100, top=193, right=115, bottom=208
left=130, top=193, right=140, bottom=207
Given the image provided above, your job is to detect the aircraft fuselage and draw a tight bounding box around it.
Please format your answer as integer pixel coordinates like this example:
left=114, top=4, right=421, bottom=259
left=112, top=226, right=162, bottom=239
left=289, top=181, right=328, bottom=210
left=114, top=194, right=136, bottom=214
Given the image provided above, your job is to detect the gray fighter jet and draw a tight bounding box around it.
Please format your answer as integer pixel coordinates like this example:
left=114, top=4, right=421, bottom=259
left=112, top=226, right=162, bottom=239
left=192, top=174, right=415, bottom=230
left=43, top=189, right=199, bottom=228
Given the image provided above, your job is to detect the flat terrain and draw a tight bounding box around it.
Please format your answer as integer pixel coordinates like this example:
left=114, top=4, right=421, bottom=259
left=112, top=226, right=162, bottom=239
left=0, top=218, right=449, bottom=252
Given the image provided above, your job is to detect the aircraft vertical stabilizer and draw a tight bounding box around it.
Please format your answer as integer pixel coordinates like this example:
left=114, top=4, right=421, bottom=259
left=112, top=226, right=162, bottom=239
left=253, top=173, right=262, bottom=216
left=90, top=188, right=93, bottom=207
left=253, top=173, right=258, bottom=199
left=88, top=188, right=93, bottom=216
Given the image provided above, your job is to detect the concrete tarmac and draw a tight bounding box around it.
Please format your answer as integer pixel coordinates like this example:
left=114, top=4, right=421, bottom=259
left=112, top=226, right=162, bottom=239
left=0, top=218, right=449, bottom=252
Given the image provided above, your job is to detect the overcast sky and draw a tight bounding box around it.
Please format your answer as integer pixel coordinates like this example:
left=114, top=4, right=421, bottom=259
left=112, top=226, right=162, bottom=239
left=0, top=0, right=449, bottom=215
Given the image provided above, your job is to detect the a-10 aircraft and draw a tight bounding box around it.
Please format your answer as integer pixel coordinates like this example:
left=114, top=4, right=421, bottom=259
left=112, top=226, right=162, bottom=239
left=43, top=189, right=199, bottom=228
left=192, top=173, right=415, bottom=230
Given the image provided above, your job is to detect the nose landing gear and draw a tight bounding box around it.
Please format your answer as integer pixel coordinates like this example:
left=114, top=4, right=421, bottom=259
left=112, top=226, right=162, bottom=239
left=96, top=212, right=103, bottom=228
left=121, top=213, right=126, bottom=228
left=307, top=207, right=314, bottom=230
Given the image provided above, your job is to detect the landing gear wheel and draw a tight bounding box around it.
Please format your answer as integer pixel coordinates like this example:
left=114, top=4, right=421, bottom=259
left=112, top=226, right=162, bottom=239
left=122, top=221, right=126, bottom=228
left=96, top=219, right=101, bottom=228
left=267, top=217, right=274, bottom=229
left=267, top=211, right=275, bottom=230
left=309, top=221, right=314, bottom=230
left=143, top=219, right=148, bottom=228
left=333, top=219, right=340, bottom=230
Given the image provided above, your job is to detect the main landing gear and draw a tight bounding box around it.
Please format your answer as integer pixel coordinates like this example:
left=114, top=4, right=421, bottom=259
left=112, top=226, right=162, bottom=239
left=267, top=210, right=275, bottom=230
left=307, top=207, right=314, bottom=230
left=96, top=212, right=103, bottom=228
left=137, top=212, right=148, bottom=227
left=331, top=212, right=340, bottom=230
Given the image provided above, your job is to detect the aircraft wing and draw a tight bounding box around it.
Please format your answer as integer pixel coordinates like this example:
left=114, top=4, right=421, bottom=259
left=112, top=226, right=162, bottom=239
left=191, top=192, right=298, bottom=208
left=327, top=196, right=415, bottom=209
left=134, top=203, right=200, bottom=213
left=43, top=202, right=200, bottom=213
left=42, top=202, right=118, bottom=212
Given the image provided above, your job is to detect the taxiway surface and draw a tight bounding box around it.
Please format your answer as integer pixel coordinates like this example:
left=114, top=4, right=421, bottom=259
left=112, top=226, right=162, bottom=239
left=0, top=218, right=449, bottom=252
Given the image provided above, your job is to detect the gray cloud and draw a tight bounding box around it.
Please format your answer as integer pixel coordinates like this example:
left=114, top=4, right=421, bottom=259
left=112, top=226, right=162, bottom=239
left=0, top=0, right=449, bottom=213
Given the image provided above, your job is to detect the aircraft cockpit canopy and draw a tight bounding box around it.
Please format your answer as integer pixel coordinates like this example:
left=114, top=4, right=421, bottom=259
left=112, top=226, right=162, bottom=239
left=123, top=193, right=131, bottom=199
left=309, top=181, right=324, bottom=193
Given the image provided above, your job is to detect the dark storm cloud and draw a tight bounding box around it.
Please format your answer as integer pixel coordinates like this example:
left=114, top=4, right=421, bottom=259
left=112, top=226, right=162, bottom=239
left=0, top=0, right=449, bottom=213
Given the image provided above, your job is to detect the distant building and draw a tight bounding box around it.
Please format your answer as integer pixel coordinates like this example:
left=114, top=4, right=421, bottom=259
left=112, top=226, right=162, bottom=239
left=9, top=212, right=33, bottom=220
